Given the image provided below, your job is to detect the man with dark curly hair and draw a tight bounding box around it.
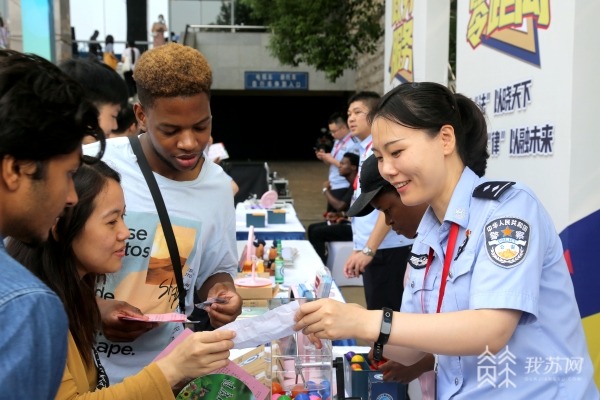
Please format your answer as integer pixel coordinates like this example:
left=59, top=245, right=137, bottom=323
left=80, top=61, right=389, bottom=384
left=84, top=43, right=242, bottom=384
left=0, top=49, right=105, bottom=398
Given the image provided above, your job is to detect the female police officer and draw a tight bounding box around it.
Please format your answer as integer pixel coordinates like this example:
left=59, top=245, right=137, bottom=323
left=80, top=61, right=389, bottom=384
left=294, top=82, right=599, bottom=399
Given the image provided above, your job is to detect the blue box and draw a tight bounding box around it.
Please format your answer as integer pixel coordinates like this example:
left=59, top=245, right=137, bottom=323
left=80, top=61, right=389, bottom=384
left=368, top=373, right=407, bottom=400
left=343, top=353, right=377, bottom=400
left=267, top=209, right=286, bottom=224
left=246, top=212, right=266, bottom=228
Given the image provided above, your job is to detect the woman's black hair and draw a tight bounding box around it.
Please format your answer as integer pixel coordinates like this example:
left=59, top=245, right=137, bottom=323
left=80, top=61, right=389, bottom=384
left=7, top=157, right=121, bottom=367
left=59, top=58, right=128, bottom=108
left=369, top=82, right=489, bottom=177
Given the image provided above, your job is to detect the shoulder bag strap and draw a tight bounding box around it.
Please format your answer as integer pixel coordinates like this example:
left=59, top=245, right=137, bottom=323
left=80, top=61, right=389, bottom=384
left=128, top=135, right=186, bottom=314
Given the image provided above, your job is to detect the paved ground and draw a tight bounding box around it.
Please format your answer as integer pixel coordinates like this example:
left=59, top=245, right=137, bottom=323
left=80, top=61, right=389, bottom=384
left=267, top=161, right=330, bottom=231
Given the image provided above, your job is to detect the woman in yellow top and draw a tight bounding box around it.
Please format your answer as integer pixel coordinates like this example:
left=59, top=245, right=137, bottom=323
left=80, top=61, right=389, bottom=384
left=8, top=157, right=235, bottom=399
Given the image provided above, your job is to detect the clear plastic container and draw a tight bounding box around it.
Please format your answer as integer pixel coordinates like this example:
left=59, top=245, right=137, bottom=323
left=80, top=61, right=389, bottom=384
left=268, top=299, right=333, bottom=399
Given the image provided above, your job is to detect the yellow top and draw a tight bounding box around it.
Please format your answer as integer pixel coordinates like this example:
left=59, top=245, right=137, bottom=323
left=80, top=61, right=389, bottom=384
left=55, top=331, right=176, bottom=400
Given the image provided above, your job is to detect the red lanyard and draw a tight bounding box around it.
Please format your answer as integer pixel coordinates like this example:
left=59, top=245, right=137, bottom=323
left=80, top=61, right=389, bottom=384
left=421, top=223, right=459, bottom=313
left=353, top=141, right=373, bottom=190
left=332, top=134, right=352, bottom=159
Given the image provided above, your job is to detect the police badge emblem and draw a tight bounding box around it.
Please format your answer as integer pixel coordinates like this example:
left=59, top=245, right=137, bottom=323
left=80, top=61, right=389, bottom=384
left=484, top=218, right=530, bottom=268
left=408, top=253, right=429, bottom=269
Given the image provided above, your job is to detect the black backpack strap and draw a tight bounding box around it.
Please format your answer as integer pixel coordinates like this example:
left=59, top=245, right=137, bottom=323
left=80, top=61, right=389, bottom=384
left=128, top=135, right=187, bottom=314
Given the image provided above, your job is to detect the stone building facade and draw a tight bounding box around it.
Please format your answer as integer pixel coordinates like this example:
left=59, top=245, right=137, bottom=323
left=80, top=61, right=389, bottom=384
left=355, top=35, right=385, bottom=94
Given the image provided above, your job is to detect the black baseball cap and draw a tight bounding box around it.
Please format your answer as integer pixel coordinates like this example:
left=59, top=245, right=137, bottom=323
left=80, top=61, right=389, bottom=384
left=347, top=154, right=390, bottom=217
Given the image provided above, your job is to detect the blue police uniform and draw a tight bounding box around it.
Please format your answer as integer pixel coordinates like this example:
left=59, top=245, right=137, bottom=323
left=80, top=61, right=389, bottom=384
left=327, top=134, right=360, bottom=212
left=328, top=133, right=360, bottom=191
left=402, top=167, right=599, bottom=399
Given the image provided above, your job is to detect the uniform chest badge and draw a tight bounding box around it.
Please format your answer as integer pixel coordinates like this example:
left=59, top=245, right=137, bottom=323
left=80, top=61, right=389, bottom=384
left=408, top=253, right=429, bottom=269
left=484, top=217, right=530, bottom=268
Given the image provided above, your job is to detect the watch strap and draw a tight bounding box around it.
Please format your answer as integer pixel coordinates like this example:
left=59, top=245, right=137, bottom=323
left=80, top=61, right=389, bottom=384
left=373, top=307, right=393, bottom=362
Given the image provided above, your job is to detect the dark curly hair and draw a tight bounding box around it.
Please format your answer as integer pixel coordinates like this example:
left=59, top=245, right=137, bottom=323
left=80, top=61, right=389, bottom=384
left=0, top=50, right=105, bottom=168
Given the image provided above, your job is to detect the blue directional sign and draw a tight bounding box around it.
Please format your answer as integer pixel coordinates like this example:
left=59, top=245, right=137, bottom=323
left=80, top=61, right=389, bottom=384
left=244, top=71, right=309, bottom=90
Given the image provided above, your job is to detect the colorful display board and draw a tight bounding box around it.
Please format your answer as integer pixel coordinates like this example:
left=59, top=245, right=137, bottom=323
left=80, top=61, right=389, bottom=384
left=385, top=0, right=600, bottom=386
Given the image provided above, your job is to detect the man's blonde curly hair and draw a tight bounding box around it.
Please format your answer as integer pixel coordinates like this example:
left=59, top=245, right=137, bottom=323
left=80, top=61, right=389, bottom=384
left=134, top=43, right=212, bottom=107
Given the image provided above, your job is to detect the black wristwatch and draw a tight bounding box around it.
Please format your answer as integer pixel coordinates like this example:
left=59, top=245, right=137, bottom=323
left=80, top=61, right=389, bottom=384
left=373, top=307, right=393, bottom=362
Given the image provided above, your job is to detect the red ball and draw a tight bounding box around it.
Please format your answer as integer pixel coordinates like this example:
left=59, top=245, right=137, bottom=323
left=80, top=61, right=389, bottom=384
left=272, top=381, right=284, bottom=395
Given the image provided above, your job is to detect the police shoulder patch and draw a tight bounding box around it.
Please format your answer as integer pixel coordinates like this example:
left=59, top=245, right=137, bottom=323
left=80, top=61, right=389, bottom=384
left=408, top=253, right=429, bottom=269
left=484, top=217, right=530, bottom=268
left=473, top=181, right=516, bottom=200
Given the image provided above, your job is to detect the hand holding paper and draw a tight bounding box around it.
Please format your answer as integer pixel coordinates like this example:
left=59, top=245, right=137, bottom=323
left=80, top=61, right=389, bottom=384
left=152, top=329, right=236, bottom=388
left=216, top=300, right=300, bottom=349
left=207, top=142, right=229, bottom=162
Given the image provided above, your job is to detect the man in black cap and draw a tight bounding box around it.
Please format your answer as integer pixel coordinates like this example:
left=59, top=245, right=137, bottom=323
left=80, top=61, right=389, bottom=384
left=348, top=154, right=427, bottom=240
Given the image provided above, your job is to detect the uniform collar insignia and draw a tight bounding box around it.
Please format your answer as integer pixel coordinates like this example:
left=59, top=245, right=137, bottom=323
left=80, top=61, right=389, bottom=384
left=473, top=181, right=516, bottom=200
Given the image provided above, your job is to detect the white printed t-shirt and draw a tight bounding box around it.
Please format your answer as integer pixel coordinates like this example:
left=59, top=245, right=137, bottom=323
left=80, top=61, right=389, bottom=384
left=84, top=136, right=238, bottom=383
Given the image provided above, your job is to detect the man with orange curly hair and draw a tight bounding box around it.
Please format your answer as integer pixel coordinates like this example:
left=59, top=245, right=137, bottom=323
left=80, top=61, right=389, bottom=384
left=84, top=43, right=242, bottom=384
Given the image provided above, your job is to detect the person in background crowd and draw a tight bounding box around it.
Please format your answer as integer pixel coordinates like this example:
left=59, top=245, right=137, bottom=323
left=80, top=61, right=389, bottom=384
left=88, top=30, right=102, bottom=60
left=103, top=34, right=118, bottom=70
left=205, top=135, right=239, bottom=196
left=308, top=152, right=359, bottom=263
left=151, top=14, right=167, bottom=47
left=295, top=82, right=599, bottom=399
left=315, top=112, right=360, bottom=212
left=71, top=27, right=79, bottom=58
left=109, top=104, right=138, bottom=138
left=104, top=34, right=114, bottom=54
left=121, top=39, right=140, bottom=101
left=0, top=15, right=10, bottom=49
left=0, top=48, right=105, bottom=398
left=7, top=158, right=235, bottom=399
left=59, top=58, right=128, bottom=143
left=83, top=42, right=242, bottom=384
left=343, top=91, right=413, bottom=313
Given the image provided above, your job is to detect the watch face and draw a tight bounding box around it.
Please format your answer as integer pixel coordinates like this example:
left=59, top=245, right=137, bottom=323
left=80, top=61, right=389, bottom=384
left=382, top=309, right=392, bottom=334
